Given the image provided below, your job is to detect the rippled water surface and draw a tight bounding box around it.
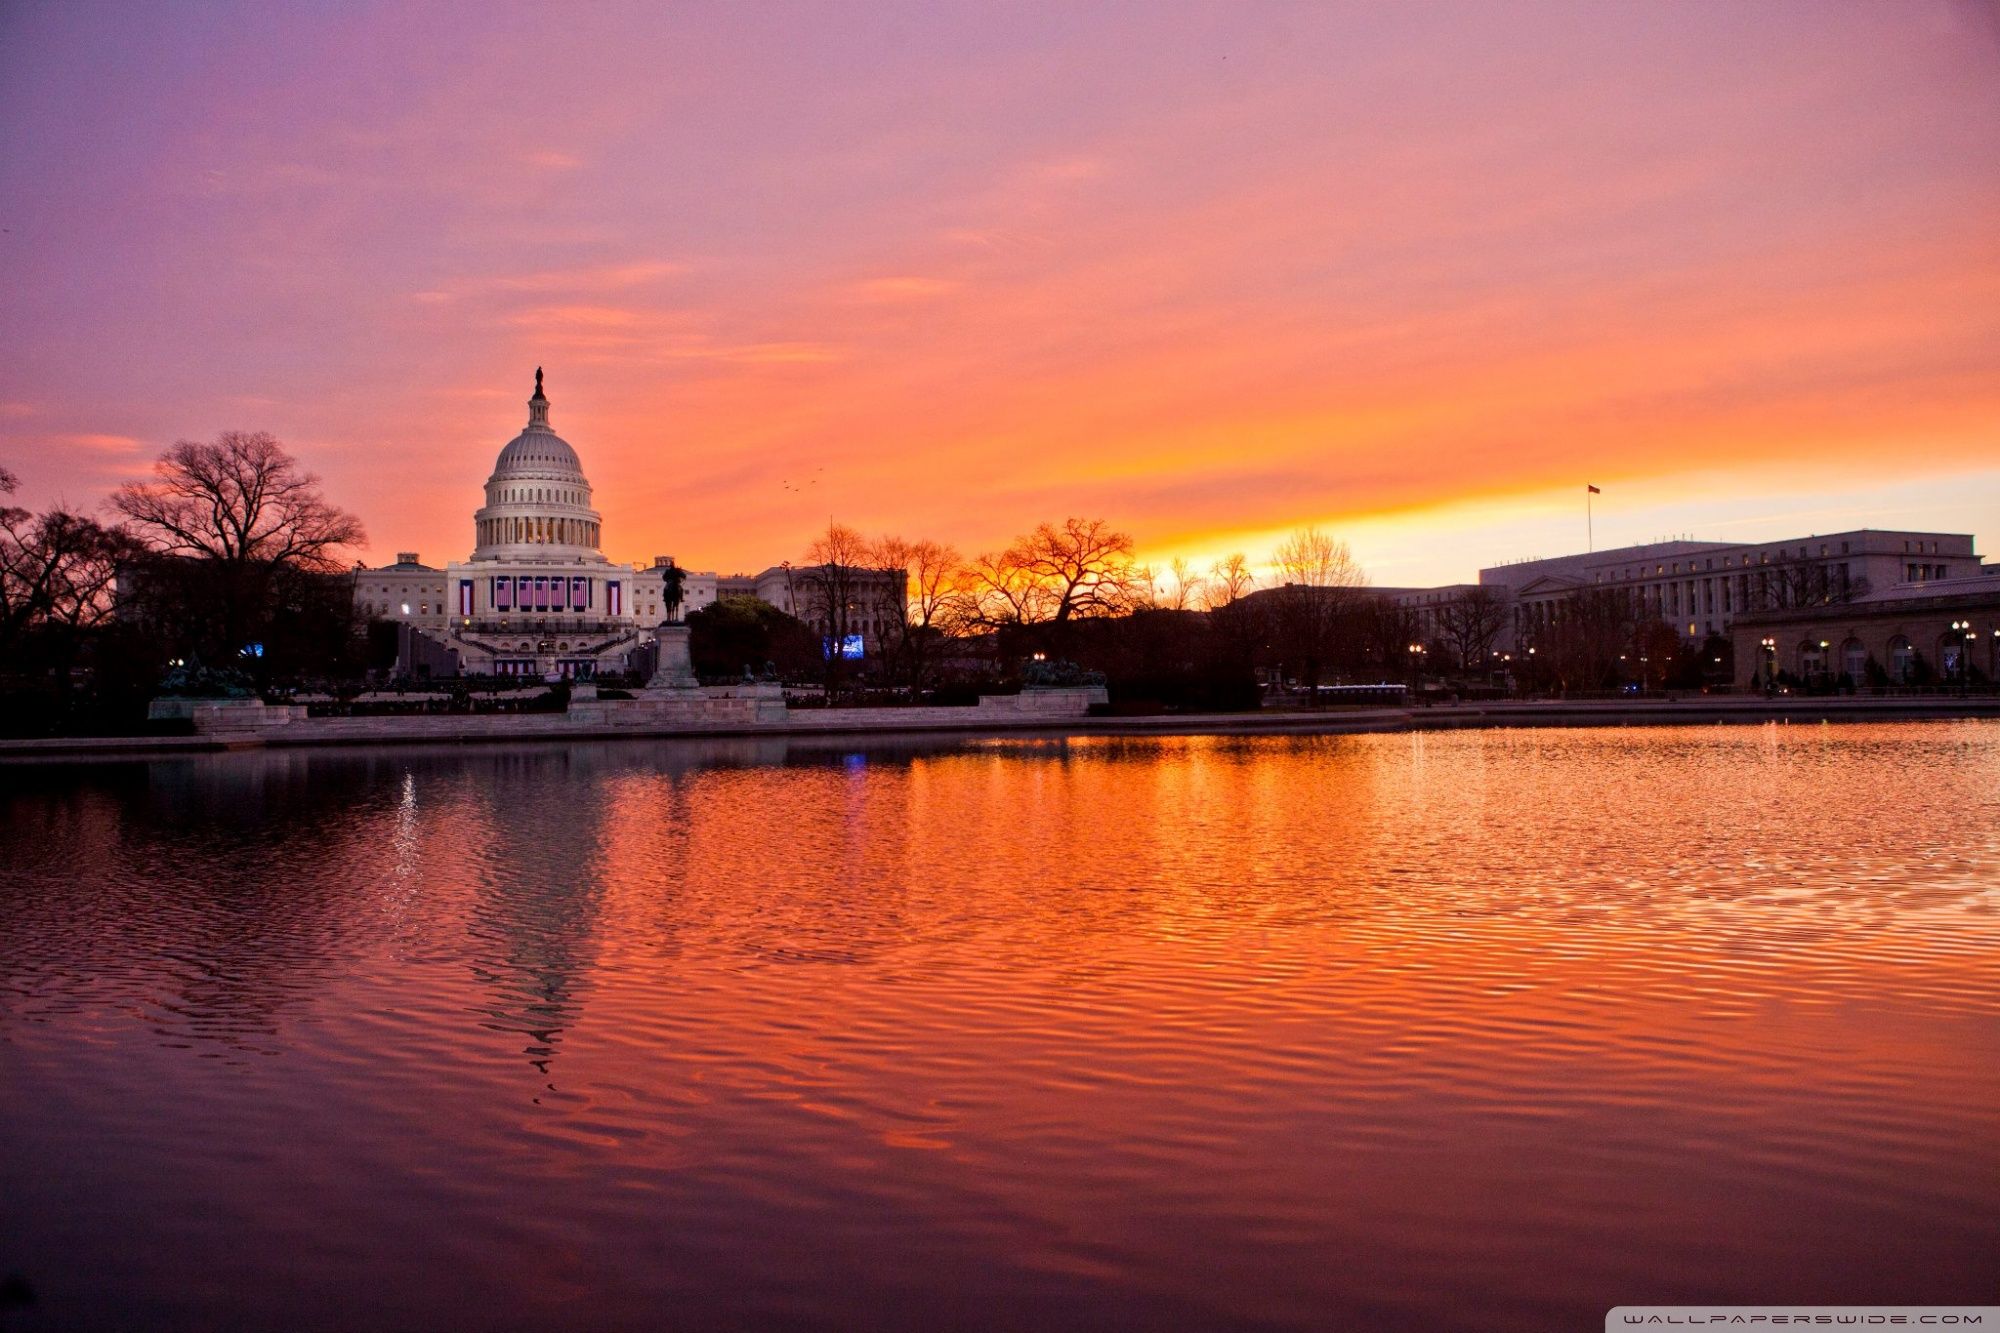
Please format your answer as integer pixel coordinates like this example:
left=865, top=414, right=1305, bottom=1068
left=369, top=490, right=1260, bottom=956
left=2, top=723, right=1997, bottom=1331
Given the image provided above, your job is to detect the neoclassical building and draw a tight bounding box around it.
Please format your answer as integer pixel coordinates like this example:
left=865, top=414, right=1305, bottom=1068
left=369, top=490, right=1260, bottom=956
left=1485, top=530, right=1989, bottom=649
left=1728, top=576, right=2000, bottom=689
left=354, top=372, right=902, bottom=678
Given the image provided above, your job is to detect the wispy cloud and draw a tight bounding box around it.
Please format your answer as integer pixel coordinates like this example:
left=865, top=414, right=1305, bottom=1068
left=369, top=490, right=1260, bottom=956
left=843, top=276, right=961, bottom=303
left=507, top=304, right=648, bottom=329
left=417, top=261, right=688, bottom=305
left=1033, top=156, right=1104, bottom=183
left=497, top=261, right=686, bottom=293
left=55, top=433, right=143, bottom=456
left=687, top=341, right=844, bottom=365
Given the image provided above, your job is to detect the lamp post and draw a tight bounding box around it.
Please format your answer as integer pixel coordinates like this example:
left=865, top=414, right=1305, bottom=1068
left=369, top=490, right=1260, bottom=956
left=1950, top=620, right=1971, bottom=695
left=1760, top=636, right=1776, bottom=696
left=1407, top=642, right=1424, bottom=699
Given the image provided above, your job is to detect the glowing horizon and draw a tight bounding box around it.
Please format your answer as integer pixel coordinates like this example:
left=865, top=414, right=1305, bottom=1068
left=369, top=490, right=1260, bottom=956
left=3, top=1, right=1996, bottom=586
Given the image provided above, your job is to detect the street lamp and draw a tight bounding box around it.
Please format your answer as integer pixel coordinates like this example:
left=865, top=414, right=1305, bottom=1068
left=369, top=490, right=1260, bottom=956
left=1760, top=636, right=1777, bottom=695
left=1950, top=620, right=1972, bottom=694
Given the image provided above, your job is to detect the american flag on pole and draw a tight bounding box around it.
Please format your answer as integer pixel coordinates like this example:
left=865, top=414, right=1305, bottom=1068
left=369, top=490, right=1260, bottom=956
left=1587, top=484, right=1601, bottom=494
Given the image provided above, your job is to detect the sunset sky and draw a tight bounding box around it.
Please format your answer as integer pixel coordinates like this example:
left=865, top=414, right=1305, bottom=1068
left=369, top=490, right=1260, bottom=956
left=3, top=1, right=1997, bottom=586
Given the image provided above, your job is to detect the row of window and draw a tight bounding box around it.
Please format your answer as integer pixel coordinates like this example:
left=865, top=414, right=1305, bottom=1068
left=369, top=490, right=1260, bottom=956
left=1599, top=543, right=1854, bottom=582
left=1573, top=540, right=1961, bottom=588
left=1525, top=566, right=1853, bottom=629
left=493, top=485, right=586, bottom=505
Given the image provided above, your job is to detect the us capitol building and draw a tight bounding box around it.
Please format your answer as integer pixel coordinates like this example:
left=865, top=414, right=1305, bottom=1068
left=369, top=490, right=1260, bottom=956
left=353, top=371, right=894, bottom=679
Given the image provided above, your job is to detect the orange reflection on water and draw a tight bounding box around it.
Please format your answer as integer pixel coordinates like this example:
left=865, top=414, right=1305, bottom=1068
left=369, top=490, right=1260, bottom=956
left=1, top=722, right=1996, bottom=1330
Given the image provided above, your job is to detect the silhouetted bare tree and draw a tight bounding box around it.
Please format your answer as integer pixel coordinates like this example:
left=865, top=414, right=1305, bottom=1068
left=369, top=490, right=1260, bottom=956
left=2, top=468, right=135, bottom=659
left=1203, top=553, right=1256, bottom=610
left=1540, top=588, right=1629, bottom=695
left=1742, top=553, right=1865, bottom=611
left=1358, top=595, right=1423, bottom=680
left=1, top=466, right=152, bottom=729
left=111, top=433, right=363, bottom=570
left=953, top=518, right=1139, bottom=661
left=870, top=535, right=961, bottom=696
left=796, top=521, right=873, bottom=699
left=1014, top=517, right=1141, bottom=627
left=1156, top=557, right=1205, bottom=612
left=1627, top=617, right=1682, bottom=691
left=957, top=547, right=1050, bottom=628
left=1270, top=526, right=1367, bottom=694
left=1436, top=584, right=1508, bottom=674
left=110, top=432, right=364, bottom=664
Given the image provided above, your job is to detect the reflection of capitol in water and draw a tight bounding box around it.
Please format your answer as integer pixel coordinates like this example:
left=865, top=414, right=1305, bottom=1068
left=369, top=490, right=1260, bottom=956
left=352, top=370, right=900, bottom=679
left=453, top=748, right=618, bottom=1077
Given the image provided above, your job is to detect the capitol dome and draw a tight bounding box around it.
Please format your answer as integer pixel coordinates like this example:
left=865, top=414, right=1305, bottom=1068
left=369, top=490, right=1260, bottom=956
left=470, top=369, right=607, bottom=563
left=492, top=428, right=584, bottom=477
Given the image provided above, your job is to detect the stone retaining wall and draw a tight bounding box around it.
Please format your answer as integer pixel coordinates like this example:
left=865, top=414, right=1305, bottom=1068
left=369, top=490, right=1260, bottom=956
left=155, top=684, right=1110, bottom=745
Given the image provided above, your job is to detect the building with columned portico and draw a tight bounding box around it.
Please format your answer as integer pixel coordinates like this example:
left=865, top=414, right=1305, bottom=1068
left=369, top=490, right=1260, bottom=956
left=354, top=371, right=901, bottom=678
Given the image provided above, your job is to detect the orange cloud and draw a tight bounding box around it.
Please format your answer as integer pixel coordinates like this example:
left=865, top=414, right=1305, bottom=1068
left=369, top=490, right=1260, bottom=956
left=843, top=276, right=962, bottom=303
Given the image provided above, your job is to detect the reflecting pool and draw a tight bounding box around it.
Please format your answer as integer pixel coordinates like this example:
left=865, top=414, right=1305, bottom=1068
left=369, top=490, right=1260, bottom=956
left=2, top=723, right=1996, bottom=1330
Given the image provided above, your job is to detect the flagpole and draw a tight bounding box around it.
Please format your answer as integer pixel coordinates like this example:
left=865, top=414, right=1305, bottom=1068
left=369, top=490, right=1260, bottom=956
left=1587, top=485, right=1593, bottom=553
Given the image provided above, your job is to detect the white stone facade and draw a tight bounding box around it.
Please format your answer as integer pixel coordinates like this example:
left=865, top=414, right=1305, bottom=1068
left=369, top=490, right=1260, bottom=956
left=355, top=371, right=906, bottom=679
left=354, top=373, right=730, bottom=678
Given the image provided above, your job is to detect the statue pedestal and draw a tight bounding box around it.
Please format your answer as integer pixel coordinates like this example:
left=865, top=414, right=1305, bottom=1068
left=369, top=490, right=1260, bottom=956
left=148, top=696, right=306, bottom=733
left=644, top=624, right=701, bottom=692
